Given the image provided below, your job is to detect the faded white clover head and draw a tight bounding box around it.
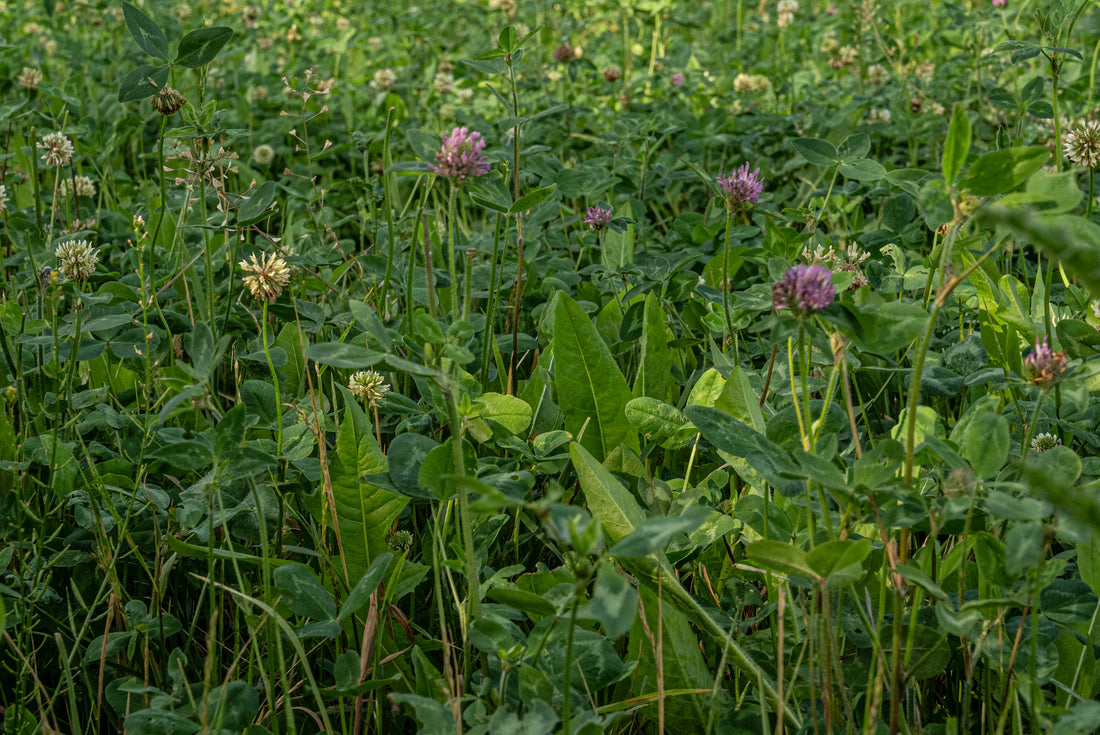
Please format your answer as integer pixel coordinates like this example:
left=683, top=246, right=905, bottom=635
left=239, top=252, right=291, bottom=302
left=38, top=131, right=74, bottom=166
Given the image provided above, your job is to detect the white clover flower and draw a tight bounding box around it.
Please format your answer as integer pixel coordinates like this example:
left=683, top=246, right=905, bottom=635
left=239, top=252, right=291, bottom=302
left=1030, top=432, right=1061, bottom=454
left=38, top=131, right=74, bottom=166
left=60, top=175, right=96, bottom=198
left=55, top=239, right=98, bottom=280
left=372, top=68, right=396, bottom=91
left=1064, top=120, right=1100, bottom=168
left=433, top=72, right=454, bottom=95
left=348, top=369, right=389, bottom=408
left=866, top=64, right=888, bottom=85
left=17, top=67, right=43, bottom=90
left=868, top=108, right=892, bottom=124
left=252, top=144, right=275, bottom=166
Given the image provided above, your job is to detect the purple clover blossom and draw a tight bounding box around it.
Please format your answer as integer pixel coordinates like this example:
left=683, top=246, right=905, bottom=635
left=584, top=206, right=613, bottom=231
left=671, top=72, right=686, bottom=87
left=772, top=264, right=836, bottom=317
left=1024, top=336, right=1067, bottom=387
left=716, top=163, right=764, bottom=212
left=430, top=126, right=490, bottom=182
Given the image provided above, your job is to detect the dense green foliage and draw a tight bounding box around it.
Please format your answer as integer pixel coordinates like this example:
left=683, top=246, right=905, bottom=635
left=2, top=0, right=1100, bottom=733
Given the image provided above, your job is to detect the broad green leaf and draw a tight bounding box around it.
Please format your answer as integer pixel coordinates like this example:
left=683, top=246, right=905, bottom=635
left=475, top=392, right=532, bottom=435
left=124, top=710, right=199, bottom=735
left=122, top=3, right=170, bottom=60
left=609, top=507, right=711, bottom=558
left=851, top=300, right=928, bottom=355
left=980, top=206, right=1100, bottom=297
left=327, top=398, right=407, bottom=584
left=590, top=562, right=638, bottom=640
left=896, top=563, right=947, bottom=599
left=390, top=694, right=455, bottom=735
left=806, top=539, right=871, bottom=588
left=715, top=366, right=766, bottom=433
left=305, top=342, right=385, bottom=369
left=746, top=539, right=818, bottom=580
left=792, top=137, right=839, bottom=166
left=959, top=146, right=1048, bottom=197
left=508, top=184, right=556, bottom=214
left=839, top=158, right=887, bottom=181
left=1040, top=578, right=1097, bottom=624
left=1000, top=169, right=1083, bottom=214
left=964, top=410, right=1009, bottom=478
left=554, top=294, right=638, bottom=460
left=626, top=585, right=719, bottom=731
left=118, top=65, right=169, bottom=103
left=337, top=552, right=393, bottom=621
left=273, top=563, right=337, bottom=621
left=1056, top=319, right=1100, bottom=359
left=164, top=534, right=294, bottom=568
left=625, top=397, right=696, bottom=449
left=838, top=132, right=870, bottom=161
left=942, top=105, right=971, bottom=184
left=1004, top=521, right=1043, bottom=576
left=633, top=293, right=672, bottom=401
left=175, top=27, right=234, bottom=68
left=600, top=211, right=634, bottom=269
left=485, top=587, right=556, bottom=617
left=569, top=442, right=645, bottom=543
left=237, top=181, right=277, bottom=225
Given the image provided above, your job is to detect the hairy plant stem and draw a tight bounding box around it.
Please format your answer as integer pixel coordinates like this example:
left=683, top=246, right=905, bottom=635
left=446, top=185, right=460, bottom=318
left=1019, top=388, right=1048, bottom=463
left=811, top=164, right=840, bottom=232
left=480, top=214, right=505, bottom=386
left=721, top=209, right=735, bottom=349
left=443, top=369, right=483, bottom=673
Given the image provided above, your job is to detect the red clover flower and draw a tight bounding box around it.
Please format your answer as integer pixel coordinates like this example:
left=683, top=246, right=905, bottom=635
left=1023, top=336, right=1067, bottom=387
left=429, top=126, right=490, bottom=182
left=584, top=206, right=612, bottom=231
left=772, top=264, right=836, bottom=317
left=716, top=163, right=764, bottom=212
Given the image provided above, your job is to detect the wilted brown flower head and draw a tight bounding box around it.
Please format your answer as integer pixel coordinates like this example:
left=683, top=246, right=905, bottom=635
left=152, top=86, right=187, bottom=115
left=553, top=42, right=575, bottom=63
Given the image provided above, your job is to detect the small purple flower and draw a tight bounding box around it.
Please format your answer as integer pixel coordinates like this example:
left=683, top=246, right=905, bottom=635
left=671, top=72, right=685, bottom=87
left=772, top=264, right=836, bottom=316
left=584, top=205, right=612, bottom=231
left=1023, top=336, right=1067, bottom=386
left=716, top=163, right=764, bottom=212
left=992, top=0, right=1006, bottom=7
left=429, top=126, right=490, bottom=182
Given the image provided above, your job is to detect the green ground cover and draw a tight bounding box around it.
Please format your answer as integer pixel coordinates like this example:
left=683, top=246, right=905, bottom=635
left=2, top=0, right=1100, bottom=732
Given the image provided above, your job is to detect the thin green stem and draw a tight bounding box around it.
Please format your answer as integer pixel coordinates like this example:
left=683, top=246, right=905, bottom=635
left=261, top=301, right=283, bottom=454
left=446, top=185, right=460, bottom=318
left=561, top=591, right=581, bottom=735
left=721, top=209, right=735, bottom=349
left=1019, top=388, right=1047, bottom=463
